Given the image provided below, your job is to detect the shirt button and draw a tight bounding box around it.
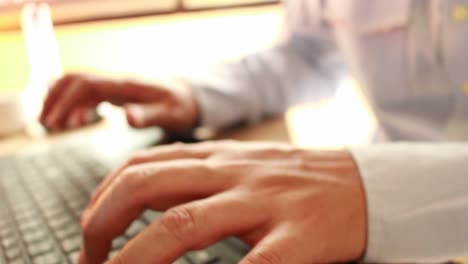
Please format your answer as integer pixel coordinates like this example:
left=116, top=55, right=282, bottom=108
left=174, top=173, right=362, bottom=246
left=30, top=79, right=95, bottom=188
left=463, top=83, right=468, bottom=95
left=453, top=4, right=468, bottom=22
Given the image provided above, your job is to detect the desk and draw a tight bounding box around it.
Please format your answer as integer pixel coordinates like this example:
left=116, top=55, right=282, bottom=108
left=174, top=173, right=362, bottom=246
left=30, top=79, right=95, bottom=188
left=0, top=117, right=291, bottom=156
left=217, top=117, right=290, bottom=142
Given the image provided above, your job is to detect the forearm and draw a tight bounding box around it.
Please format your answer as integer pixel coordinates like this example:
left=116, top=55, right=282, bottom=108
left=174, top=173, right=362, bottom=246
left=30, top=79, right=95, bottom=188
left=350, top=143, right=468, bottom=263
left=185, top=35, right=344, bottom=129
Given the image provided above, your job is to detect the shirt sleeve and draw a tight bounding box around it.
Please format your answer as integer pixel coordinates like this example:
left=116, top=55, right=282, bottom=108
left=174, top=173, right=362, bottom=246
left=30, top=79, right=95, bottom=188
left=350, top=143, right=468, bottom=263
left=184, top=33, right=345, bottom=129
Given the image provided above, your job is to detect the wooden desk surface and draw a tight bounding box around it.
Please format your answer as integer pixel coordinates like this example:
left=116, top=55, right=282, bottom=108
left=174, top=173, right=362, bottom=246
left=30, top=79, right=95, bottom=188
left=0, top=117, right=291, bottom=156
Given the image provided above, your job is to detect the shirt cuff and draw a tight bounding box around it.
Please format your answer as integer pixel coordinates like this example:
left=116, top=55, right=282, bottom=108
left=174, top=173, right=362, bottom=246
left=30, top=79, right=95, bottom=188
left=350, top=143, right=468, bottom=263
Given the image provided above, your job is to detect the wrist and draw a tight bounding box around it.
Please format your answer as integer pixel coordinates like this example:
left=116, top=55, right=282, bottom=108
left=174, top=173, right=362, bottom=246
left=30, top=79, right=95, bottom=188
left=302, top=149, right=368, bottom=260
left=172, top=78, right=200, bottom=131
left=344, top=149, right=368, bottom=260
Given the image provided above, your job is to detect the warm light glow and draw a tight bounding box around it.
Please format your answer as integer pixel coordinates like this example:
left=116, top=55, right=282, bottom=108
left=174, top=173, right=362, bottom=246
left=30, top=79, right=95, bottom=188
left=287, top=76, right=377, bottom=149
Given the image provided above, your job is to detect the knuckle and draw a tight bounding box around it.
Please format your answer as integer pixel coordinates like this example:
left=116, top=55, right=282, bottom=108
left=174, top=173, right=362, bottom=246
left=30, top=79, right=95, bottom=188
left=127, top=151, right=147, bottom=165
left=80, top=210, right=114, bottom=242
left=242, top=249, right=284, bottom=264
left=220, top=139, right=238, bottom=149
left=160, top=206, right=199, bottom=243
left=80, top=215, right=100, bottom=242
left=172, top=142, right=187, bottom=152
left=198, top=140, right=221, bottom=151
left=215, top=139, right=235, bottom=144
left=198, top=140, right=231, bottom=157
left=120, top=167, right=147, bottom=190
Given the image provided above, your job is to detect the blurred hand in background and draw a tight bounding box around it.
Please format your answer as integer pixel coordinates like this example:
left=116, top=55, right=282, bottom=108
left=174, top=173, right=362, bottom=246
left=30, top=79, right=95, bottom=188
left=40, top=73, right=199, bottom=133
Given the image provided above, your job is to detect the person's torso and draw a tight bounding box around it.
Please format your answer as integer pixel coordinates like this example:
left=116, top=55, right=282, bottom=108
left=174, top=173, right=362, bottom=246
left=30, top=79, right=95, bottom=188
left=286, top=0, right=468, bottom=141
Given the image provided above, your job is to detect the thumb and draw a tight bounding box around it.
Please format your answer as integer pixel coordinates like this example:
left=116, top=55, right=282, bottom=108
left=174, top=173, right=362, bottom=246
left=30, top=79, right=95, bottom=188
left=124, top=103, right=173, bottom=129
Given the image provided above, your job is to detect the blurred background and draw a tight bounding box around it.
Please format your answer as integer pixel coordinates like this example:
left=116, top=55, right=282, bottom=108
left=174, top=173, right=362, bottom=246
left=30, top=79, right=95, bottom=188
left=0, top=0, right=282, bottom=91
left=0, top=0, right=376, bottom=148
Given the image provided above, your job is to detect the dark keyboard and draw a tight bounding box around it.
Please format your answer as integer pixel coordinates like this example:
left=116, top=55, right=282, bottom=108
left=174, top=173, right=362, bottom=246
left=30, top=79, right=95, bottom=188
left=0, top=145, right=249, bottom=264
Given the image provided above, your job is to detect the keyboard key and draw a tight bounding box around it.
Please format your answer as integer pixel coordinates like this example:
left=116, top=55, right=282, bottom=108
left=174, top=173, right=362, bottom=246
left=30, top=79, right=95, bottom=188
left=224, top=237, right=251, bottom=255
left=173, top=257, right=192, bottom=264
left=50, top=215, right=73, bottom=230
left=12, top=201, right=35, bottom=213
left=24, top=229, right=47, bottom=243
left=211, top=259, right=231, bottom=264
left=18, top=219, right=42, bottom=233
left=0, top=227, right=14, bottom=240
left=0, top=218, right=9, bottom=229
left=1, top=235, right=18, bottom=248
left=9, top=257, right=26, bottom=264
left=32, top=251, right=61, bottom=264
left=43, top=168, right=62, bottom=180
left=61, top=236, right=82, bottom=252
left=43, top=206, right=67, bottom=219
left=60, top=189, right=83, bottom=200
left=108, top=249, right=120, bottom=260
left=67, top=198, right=88, bottom=211
left=14, top=210, right=38, bottom=223
left=205, top=242, right=244, bottom=263
left=69, top=251, right=80, bottom=263
left=88, top=165, right=109, bottom=177
left=186, top=250, right=219, bottom=264
left=73, top=207, right=85, bottom=218
left=125, top=220, right=146, bottom=237
left=5, top=245, right=21, bottom=259
left=55, top=225, right=80, bottom=240
left=112, top=237, right=127, bottom=250
left=27, top=240, right=53, bottom=256
left=142, top=210, right=162, bottom=223
left=41, top=201, right=64, bottom=215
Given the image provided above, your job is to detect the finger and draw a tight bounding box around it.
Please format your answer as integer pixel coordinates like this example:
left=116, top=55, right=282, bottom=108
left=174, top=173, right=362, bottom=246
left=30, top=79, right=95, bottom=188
left=124, top=103, right=172, bottom=128
left=124, top=102, right=191, bottom=131
left=106, top=192, right=267, bottom=264
left=240, top=225, right=310, bottom=264
left=45, top=78, right=87, bottom=130
left=96, top=79, right=171, bottom=104
left=80, top=159, right=238, bottom=264
left=88, top=141, right=228, bottom=206
left=66, top=104, right=97, bottom=129
left=66, top=108, right=84, bottom=129
left=40, top=74, right=75, bottom=124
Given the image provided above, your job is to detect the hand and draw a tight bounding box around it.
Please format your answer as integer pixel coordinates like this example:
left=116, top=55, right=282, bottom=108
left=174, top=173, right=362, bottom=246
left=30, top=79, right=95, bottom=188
left=40, top=73, right=199, bottom=132
left=79, top=141, right=367, bottom=264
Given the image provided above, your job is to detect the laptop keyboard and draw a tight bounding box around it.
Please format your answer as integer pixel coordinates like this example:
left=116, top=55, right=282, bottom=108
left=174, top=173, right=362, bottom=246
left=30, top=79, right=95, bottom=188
left=0, top=145, right=249, bottom=264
